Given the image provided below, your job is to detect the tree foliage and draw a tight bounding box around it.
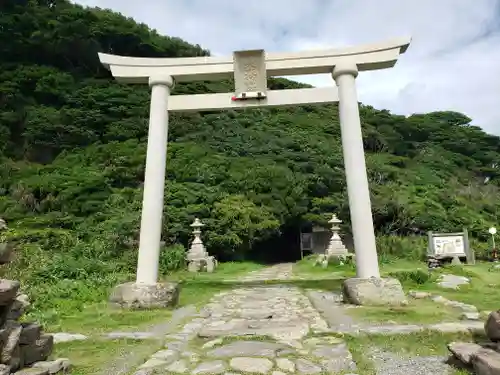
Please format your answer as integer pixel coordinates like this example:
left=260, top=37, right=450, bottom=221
left=1, top=0, right=500, bottom=271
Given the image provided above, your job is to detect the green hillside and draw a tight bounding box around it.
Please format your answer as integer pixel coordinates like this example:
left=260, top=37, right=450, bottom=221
left=1, top=1, right=499, bottom=311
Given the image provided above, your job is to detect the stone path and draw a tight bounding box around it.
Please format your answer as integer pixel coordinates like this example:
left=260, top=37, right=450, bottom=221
left=138, top=284, right=358, bottom=374
left=50, top=264, right=487, bottom=374
left=129, top=264, right=482, bottom=374
left=197, top=286, right=329, bottom=340
left=237, top=263, right=294, bottom=282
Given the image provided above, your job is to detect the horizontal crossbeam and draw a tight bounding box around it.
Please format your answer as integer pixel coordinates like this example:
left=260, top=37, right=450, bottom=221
left=168, top=87, right=339, bottom=112
left=99, top=37, right=411, bottom=83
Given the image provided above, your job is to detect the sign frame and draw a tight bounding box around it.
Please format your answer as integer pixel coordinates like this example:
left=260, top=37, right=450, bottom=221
left=427, top=228, right=474, bottom=264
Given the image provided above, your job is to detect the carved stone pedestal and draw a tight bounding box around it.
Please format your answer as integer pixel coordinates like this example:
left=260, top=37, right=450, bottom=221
left=342, top=277, right=407, bottom=306
left=109, top=282, right=180, bottom=309
left=188, top=256, right=218, bottom=273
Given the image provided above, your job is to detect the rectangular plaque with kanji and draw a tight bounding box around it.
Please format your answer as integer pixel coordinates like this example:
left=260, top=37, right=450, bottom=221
left=233, top=49, right=267, bottom=99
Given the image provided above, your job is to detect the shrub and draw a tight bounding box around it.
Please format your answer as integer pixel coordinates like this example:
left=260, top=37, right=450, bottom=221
left=159, top=243, right=186, bottom=273
left=388, top=269, right=432, bottom=285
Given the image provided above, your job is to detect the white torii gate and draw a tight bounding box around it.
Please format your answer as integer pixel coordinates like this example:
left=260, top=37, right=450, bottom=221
left=99, top=37, right=411, bottom=294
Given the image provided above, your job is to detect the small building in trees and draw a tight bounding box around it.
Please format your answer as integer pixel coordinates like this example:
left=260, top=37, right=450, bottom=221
left=299, top=221, right=353, bottom=257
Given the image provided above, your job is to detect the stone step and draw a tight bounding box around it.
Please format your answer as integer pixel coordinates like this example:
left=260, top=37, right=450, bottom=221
left=449, top=341, right=500, bottom=375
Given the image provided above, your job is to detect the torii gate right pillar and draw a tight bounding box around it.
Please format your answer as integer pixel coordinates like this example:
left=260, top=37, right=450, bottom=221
left=332, top=61, right=380, bottom=279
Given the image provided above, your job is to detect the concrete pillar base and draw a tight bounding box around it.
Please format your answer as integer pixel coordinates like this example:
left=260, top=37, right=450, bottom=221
left=109, top=281, right=180, bottom=309
left=342, top=277, right=407, bottom=306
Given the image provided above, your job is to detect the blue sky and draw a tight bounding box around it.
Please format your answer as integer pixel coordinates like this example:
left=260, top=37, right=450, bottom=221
left=75, top=0, right=500, bottom=134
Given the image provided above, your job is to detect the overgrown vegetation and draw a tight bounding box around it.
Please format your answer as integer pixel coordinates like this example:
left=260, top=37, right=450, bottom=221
left=1, top=0, right=500, bottom=324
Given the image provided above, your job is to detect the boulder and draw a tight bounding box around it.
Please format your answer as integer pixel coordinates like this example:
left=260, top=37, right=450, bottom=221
left=8, top=295, right=30, bottom=321
left=1, top=322, right=22, bottom=368
left=21, top=335, right=53, bottom=366
left=0, top=280, right=20, bottom=306
left=342, top=277, right=406, bottom=306
left=486, top=310, right=500, bottom=342
left=19, top=323, right=41, bottom=345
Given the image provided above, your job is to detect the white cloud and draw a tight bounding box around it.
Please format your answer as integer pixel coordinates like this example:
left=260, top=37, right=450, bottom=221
left=75, top=0, right=500, bottom=133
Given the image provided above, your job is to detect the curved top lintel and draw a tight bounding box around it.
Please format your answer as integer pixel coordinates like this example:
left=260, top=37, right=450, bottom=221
left=98, top=36, right=411, bottom=69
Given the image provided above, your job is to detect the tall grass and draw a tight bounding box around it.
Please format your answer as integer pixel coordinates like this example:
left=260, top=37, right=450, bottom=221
left=376, top=235, right=427, bottom=261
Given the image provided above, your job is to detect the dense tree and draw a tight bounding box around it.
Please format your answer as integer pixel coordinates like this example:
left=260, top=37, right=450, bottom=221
left=0, top=0, right=499, bottom=273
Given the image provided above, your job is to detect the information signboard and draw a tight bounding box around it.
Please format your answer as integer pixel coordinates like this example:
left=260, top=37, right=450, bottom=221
left=427, top=229, right=474, bottom=264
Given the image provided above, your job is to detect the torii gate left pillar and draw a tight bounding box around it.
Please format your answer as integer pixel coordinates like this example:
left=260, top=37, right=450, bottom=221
left=135, top=75, right=173, bottom=285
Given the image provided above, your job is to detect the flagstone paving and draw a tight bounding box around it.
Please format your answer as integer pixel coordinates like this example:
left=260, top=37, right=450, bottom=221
left=129, top=264, right=476, bottom=374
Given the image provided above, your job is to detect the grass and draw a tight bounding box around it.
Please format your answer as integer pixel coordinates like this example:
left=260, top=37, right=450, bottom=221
left=294, top=256, right=500, bottom=308
left=6, top=255, right=495, bottom=375
left=51, top=338, right=162, bottom=375
left=8, top=256, right=498, bottom=375
left=403, top=263, right=500, bottom=312
left=42, top=301, right=175, bottom=335
left=292, top=256, right=356, bottom=279
left=293, top=256, right=500, bottom=325
left=347, top=298, right=460, bottom=325
left=165, top=261, right=265, bottom=282
left=24, top=263, right=263, bottom=375
left=291, top=256, right=435, bottom=282
left=17, top=261, right=261, bottom=335
left=22, top=258, right=498, bottom=336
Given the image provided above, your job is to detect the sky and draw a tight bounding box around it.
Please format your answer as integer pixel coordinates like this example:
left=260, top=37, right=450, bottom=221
left=75, top=0, right=500, bottom=134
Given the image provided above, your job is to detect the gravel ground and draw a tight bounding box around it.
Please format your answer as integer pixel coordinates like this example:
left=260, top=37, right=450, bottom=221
left=371, top=348, right=454, bottom=375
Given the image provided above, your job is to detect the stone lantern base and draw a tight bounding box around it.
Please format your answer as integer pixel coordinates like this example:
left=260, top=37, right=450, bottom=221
left=314, top=252, right=354, bottom=268
left=109, top=281, right=180, bottom=309
left=188, top=256, right=218, bottom=273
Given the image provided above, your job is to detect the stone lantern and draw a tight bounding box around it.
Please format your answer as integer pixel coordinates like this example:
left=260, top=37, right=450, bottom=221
left=325, top=214, right=348, bottom=259
left=186, top=218, right=217, bottom=273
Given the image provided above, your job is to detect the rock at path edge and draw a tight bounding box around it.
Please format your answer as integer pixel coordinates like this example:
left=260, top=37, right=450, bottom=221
left=437, top=274, right=470, bottom=290
left=485, top=310, right=500, bottom=342
left=51, top=333, right=87, bottom=344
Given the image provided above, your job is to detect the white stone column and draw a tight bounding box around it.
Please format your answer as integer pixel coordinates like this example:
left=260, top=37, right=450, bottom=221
left=136, top=75, right=174, bottom=284
left=332, top=61, right=380, bottom=278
